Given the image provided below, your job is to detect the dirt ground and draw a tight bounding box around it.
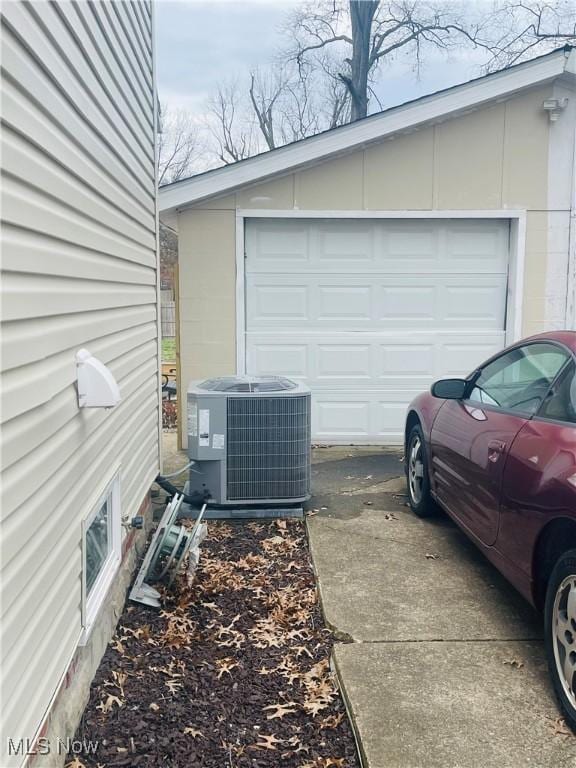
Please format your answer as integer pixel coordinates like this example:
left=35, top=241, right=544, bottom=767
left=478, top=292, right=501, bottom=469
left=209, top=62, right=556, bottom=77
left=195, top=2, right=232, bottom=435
left=72, top=518, right=360, bottom=768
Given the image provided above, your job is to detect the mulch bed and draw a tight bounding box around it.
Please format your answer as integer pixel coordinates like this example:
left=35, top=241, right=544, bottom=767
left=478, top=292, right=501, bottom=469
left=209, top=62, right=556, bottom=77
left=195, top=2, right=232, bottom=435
left=72, top=519, right=361, bottom=768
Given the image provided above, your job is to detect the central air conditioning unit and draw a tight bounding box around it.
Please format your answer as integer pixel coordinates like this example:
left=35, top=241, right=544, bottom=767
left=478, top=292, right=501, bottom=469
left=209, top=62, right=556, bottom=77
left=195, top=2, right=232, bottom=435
left=183, top=375, right=311, bottom=518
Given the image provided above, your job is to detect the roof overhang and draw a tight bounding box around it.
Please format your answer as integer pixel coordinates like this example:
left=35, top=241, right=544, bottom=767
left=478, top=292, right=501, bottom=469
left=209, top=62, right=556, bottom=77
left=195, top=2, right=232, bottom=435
left=160, top=47, right=576, bottom=214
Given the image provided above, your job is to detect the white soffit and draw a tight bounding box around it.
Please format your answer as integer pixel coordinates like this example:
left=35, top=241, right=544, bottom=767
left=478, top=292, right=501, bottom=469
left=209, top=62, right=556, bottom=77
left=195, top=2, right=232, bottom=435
left=160, top=47, right=576, bottom=213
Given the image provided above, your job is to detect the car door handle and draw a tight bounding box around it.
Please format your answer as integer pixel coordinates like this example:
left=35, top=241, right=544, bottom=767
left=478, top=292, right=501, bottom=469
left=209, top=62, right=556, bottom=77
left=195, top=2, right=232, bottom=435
left=488, top=439, right=506, bottom=462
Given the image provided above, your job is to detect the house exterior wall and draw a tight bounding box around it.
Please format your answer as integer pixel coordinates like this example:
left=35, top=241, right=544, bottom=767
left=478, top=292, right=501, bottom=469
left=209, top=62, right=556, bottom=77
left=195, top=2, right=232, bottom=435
left=0, top=1, right=159, bottom=763
left=172, top=84, right=574, bottom=447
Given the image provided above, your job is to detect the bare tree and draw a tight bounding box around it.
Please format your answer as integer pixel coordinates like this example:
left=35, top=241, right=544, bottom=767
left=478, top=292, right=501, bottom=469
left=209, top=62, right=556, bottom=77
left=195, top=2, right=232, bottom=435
left=249, top=63, right=345, bottom=147
left=476, top=1, right=576, bottom=70
left=157, top=103, right=200, bottom=185
left=289, top=1, right=576, bottom=121
left=249, top=69, right=285, bottom=150
left=278, top=72, right=322, bottom=143
left=209, top=63, right=349, bottom=161
left=208, top=82, right=260, bottom=164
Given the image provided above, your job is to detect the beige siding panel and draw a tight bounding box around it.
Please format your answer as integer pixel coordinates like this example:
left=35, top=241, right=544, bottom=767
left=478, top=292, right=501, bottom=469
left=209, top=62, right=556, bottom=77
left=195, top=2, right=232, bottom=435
left=111, top=1, right=153, bottom=75
left=503, top=87, right=549, bottom=210
left=96, top=1, right=153, bottom=110
left=178, top=210, right=236, bottom=298
left=237, top=176, right=295, bottom=209
left=178, top=209, right=236, bottom=447
left=54, top=2, right=153, bottom=136
left=2, top=326, right=157, bottom=424
left=2, top=4, right=153, bottom=184
left=29, top=2, right=153, bottom=157
left=434, top=103, right=505, bottom=209
left=2, top=178, right=155, bottom=268
left=1, top=272, right=155, bottom=323
left=1, top=33, right=153, bottom=216
left=0, top=1, right=158, bottom=762
left=522, top=211, right=548, bottom=333
left=194, top=193, right=237, bottom=210
left=2, top=225, right=156, bottom=285
left=3, top=126, right=154, bottom=248
left=296, top=152, right=363, bottom=209
left=2, top=306, right=156, bottom=372
left=2, top=79, right=153, bottom=228
left=364, top=128, right=434, bottom=209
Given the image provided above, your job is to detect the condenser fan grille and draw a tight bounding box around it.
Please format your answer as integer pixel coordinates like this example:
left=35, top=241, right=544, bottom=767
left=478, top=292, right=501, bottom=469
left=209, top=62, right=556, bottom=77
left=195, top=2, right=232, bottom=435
left=199, top=375, right=296, bottom=393
left=226, top=395, right=311, bottom=501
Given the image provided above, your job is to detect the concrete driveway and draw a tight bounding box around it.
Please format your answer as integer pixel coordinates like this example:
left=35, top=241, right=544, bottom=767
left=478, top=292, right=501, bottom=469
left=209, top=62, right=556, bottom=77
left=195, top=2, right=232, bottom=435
left=306, top=446, right=576, bottom=768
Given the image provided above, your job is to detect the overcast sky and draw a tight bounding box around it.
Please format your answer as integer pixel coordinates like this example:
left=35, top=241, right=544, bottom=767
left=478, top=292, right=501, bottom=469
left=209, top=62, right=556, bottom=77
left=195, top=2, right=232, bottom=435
left=155, top=0, right=489, bottom=120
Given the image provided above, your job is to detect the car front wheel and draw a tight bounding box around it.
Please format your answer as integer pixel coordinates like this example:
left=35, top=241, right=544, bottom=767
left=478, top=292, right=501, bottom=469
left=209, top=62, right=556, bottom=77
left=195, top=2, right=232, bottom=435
left=406, top=424, right=436, bottom=518
left=545, top=550, right=576, bottom=731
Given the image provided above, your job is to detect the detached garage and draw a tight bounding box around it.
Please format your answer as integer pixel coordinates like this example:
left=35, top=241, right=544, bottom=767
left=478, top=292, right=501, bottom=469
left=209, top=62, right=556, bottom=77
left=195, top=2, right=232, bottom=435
left=160, top=47, right=576, bottom=446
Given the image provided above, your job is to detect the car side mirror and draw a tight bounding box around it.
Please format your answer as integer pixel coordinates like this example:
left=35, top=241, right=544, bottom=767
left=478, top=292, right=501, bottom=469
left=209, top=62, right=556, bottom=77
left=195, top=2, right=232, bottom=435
left=431, top=378, right=468, bottom=400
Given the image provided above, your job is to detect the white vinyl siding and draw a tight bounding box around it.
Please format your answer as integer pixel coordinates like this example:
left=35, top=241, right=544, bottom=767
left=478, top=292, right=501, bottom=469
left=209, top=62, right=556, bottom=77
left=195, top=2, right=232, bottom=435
left=0, top=1, right=158, bottom=762
left=245, top=218, right=509, bottom=442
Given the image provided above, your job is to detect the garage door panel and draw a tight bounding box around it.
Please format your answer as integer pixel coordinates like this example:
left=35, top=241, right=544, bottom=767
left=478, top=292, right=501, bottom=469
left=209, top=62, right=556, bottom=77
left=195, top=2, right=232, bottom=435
left=315, top=222, right=375, bottom=263
left=247, top=332, right=505, bottom=391
left=246, top=220, right=309, bottom=262
left=446, top=222, right=508, bottom=269
left=318, top=286, right=372, bottom=319
left=246, top=219, right=508, bottom=275
left=386, top=225, right=438, bottom=260
left=247, top=275, right=507, bottom=329
left=249, top=344, right=309, bottom=379
left=317, top=344, right=372, bottom=379
left=442, top=283, right=507, bottom=325
left=379, top=344, right=435, bottom=376
left=315, top=399, right=371, bottom=437
left=245, top=218, right=509, bottom=443
left=441, top=342, right=504, bottom=374
left=313, top=392, right=419, bottom=443
left=248, top=283, right=310, bottom=321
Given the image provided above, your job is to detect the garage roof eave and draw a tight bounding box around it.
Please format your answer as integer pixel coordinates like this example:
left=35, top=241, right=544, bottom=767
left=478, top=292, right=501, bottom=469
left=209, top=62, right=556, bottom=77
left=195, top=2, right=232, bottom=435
left=159, top=46, right=576, bottom=214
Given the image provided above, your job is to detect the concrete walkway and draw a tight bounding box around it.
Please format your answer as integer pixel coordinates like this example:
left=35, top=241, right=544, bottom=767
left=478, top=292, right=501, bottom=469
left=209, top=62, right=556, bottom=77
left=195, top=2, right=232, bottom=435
left=306, top=446, right=576, bottom=768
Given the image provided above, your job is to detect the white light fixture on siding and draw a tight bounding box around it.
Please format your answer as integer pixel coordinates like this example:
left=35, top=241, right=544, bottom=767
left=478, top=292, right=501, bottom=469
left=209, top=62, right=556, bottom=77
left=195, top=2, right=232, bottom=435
left=542, top=97, right=568, bottom=121
left=76, top=348, right=121, bottom=408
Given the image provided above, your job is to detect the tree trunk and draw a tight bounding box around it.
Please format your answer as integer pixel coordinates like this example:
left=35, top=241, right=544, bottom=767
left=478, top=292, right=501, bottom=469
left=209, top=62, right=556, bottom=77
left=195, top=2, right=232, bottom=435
left=348, top=0, right=379, bottom=120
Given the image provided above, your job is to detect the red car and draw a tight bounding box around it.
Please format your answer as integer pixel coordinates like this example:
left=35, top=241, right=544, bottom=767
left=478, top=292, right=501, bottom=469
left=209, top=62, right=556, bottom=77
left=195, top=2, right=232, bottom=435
left=405, top=331, right=576, bottom=727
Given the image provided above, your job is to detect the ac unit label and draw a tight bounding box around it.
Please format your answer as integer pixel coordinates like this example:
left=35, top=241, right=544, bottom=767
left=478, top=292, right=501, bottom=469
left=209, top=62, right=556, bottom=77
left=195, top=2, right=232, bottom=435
left=199, top=409, right=210, bottom=446
left=212, top=433, right=225, bottom=450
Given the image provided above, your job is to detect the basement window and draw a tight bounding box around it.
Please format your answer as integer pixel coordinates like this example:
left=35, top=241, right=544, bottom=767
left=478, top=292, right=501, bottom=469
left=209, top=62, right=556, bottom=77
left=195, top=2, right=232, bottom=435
left=81, top=473, right=121, bottom=644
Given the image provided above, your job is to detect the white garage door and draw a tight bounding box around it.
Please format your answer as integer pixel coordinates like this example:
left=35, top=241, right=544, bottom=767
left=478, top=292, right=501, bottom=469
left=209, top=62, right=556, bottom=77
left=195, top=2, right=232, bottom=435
left=244, top=218, right=509, bottom=443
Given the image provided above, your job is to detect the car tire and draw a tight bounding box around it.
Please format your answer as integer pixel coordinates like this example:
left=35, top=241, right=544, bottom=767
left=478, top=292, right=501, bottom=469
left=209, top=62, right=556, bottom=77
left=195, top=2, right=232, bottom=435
left=405, top=424, right=437, bottom=518
left=545, top=550, right=576, bottom=732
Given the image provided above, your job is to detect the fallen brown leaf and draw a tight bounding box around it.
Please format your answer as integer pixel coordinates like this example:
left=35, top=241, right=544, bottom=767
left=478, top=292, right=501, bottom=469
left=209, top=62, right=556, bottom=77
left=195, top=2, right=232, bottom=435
left=263, top=702, right=298, bottom=719
left=253, top=733, right=283, bottom=750
left=319, top=712, right=345, bottom=729
left=165, top=679, right=183, bottom=694
left=548, top=716, right=573, bottom=737
left=503, top=658, right=524, bottom=669
left=96, top=694, right=123, bottom=714
left=215, top=657, right=239, bottom=679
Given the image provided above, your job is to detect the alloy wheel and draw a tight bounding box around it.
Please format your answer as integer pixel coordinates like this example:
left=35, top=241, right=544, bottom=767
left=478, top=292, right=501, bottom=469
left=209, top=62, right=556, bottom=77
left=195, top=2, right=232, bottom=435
left=408, top=435, right=425, bottom=505
left=553, top=575, right=576, bottom=710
